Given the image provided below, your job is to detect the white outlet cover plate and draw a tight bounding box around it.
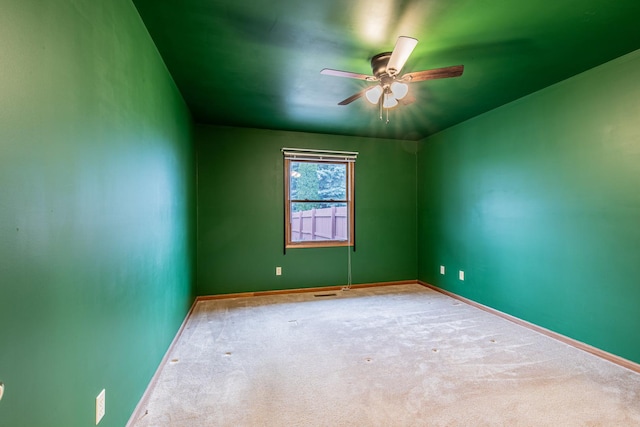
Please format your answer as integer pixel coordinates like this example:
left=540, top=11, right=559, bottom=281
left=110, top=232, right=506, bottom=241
left=276, top=267, right=282, bottom=276
left=440, top=265, right=445, bottom=275
left=459, top=271, right=465, bottom=281
left=0, top=382, right=4, bottom=400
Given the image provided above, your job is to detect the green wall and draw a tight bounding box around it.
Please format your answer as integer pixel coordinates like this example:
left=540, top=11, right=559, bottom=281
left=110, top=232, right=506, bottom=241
left=418, top=49, right=640, bottom=363
left=196, top=125, right=417, bottom=295
left=0, top=1, right=194, bottom=426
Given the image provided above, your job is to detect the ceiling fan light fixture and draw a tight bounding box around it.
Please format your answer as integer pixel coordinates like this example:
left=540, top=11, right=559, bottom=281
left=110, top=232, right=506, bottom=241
left=365, top=85, right=383, bottom=104
left=383, top=92, right=398, bottom=109
left=390, top=81, right=408, bottom=100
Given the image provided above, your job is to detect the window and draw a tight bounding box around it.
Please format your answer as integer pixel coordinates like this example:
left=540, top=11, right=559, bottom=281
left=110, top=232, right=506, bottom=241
left=283, top=148, right=357, bottom=249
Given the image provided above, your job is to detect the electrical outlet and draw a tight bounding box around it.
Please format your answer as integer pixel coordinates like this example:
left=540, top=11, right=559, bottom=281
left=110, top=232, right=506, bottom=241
left=0, top=382, right=4, bottom=400
left=440, top=265, right=445, bottom=275
left=275, top=267, right=282, bottom=276
left=459, top=270, right=465, bottom=281
left=96, top=389, right=105, bottom=425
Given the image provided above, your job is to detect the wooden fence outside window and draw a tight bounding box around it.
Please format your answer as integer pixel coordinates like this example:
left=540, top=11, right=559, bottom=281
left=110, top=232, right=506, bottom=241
left=290, top=206, right=348, bottom=241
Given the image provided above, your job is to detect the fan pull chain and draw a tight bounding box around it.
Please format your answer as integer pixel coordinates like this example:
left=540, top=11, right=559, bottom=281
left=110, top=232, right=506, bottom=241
left=378, top=95, right=390, bottom=124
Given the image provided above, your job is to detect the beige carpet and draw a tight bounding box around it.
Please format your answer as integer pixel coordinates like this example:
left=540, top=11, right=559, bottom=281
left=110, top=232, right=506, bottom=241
left=130, top=284, right=640, bottom=426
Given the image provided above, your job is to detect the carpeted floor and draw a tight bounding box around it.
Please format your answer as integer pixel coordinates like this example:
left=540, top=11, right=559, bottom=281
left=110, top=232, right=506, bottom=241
left=130, top=284, right=640, bottom=426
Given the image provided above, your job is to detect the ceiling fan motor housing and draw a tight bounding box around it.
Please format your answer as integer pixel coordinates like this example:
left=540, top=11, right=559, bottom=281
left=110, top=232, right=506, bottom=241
left=371, top=52, right=392, bottom=78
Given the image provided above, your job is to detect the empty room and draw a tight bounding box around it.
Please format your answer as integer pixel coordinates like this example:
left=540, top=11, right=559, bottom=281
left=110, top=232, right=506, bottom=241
left=2, top=0, right=640, bottom=426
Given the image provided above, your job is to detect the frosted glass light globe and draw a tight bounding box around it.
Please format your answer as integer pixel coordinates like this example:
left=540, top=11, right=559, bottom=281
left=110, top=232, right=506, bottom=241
left=365, top=85, right=383, bottom=104
left=390, top=82, right=408, bottom=100
left=383, top=93, right=398, bottom=108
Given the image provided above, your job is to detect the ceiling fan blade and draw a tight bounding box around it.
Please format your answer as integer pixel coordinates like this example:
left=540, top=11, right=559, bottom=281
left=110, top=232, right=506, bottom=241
left=386, top=36, right=418, bottom=76
left=337, top=89, right=368, bottom=105
left=321, top=68, right=376, bottom=81
left=401, top=65, right=464, bottom=82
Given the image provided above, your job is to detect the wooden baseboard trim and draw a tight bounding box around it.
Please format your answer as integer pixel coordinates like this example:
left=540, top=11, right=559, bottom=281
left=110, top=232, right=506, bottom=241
left=197, top=280, right=418, bottom=301
left=418, top=281, right=640, bottom=374
left=126, top=298, right=199, bottom=427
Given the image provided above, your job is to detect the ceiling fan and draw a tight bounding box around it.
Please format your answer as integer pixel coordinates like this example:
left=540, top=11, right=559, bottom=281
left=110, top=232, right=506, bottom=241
left=321, top=36, right=464, bottom=122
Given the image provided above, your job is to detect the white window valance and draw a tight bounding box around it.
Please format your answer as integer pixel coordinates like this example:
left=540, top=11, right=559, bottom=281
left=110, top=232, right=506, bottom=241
left=282, top=147, right=358, bottom=162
